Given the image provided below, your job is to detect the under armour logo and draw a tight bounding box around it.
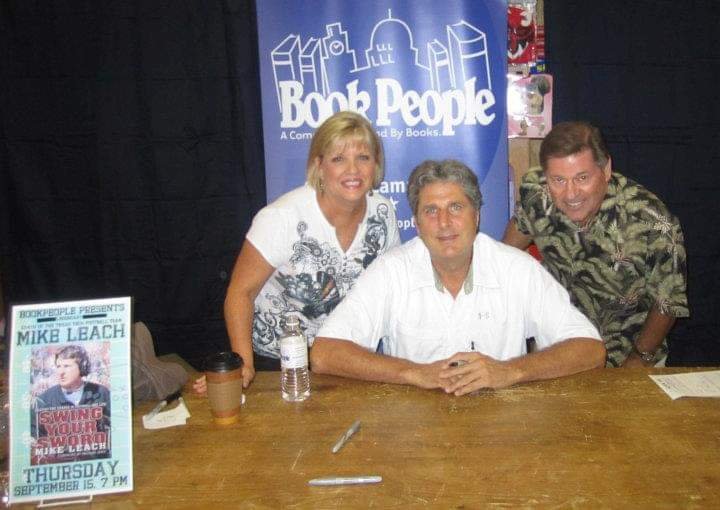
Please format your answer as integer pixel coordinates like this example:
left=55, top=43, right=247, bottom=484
left=478, top=311, right=490, bottom=320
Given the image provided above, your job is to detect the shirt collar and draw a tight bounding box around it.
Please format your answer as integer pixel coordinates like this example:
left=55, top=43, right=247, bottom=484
left=432, top=263, right=474, bottom=295
left=471, top=234, right=501, bottom=289
left=63, top=383, right=86, bottom=405
left=409, top=234, right=500, bottom=294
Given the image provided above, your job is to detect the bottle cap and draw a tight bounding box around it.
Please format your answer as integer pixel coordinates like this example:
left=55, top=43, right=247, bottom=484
left=284, top=315, right=300, bottom=327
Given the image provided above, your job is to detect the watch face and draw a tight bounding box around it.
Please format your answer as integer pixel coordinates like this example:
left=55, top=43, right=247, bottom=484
left=640, top=352, right=655, bottom=363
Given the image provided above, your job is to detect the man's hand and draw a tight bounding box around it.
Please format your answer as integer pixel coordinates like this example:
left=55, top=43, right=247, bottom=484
left=622, top=352, right=649, bottom=368
left=312, top=337, right=453, bottom=389
left=439, top=352, right=521, bottom=396
left=192, top=365, right=256, bottom=395
left=401, top=360, right=447, bottom=389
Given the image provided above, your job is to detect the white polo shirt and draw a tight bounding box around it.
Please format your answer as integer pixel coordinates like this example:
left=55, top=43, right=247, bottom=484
left=317, top=233, right=601, bottom=363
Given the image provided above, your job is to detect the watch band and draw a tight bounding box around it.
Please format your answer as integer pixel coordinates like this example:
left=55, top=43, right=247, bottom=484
left=633, top=344, right=656, bottom=364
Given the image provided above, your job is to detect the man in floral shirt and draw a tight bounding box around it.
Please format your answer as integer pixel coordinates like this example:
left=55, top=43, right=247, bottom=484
left=503, top=121, right=688, bottom=367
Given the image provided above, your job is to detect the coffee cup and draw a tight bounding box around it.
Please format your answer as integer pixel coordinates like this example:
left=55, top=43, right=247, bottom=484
left=205, top=352, right=244, bottom=425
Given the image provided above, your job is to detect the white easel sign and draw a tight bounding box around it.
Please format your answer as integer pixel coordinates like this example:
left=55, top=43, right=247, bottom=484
left=8, top=297, right=133, bottom=505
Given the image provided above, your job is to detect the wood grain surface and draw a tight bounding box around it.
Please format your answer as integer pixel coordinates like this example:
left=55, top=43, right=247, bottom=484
left=14, top=368, right=720, bottom=509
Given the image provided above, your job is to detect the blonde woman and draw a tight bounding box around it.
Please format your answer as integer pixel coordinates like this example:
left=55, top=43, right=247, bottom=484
left=195, top=111, right=400, bottom=391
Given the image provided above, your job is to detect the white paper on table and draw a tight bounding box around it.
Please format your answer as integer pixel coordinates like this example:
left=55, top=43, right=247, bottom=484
left=649, top=370, right=720, bottom=400
left=143, top=397, right=191, bottom=429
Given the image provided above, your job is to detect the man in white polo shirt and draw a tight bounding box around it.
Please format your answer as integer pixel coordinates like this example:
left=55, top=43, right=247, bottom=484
left=310, top=159, right=606, bottom=395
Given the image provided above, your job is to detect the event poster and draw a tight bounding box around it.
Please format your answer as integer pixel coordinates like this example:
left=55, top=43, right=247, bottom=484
left=256, top=0, right=508, bottom=240
left=8, top=297, right=133, bottom=504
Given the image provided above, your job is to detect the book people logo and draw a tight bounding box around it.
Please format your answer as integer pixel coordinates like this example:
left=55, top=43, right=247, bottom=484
left=270, top=10, right=498, bottom=136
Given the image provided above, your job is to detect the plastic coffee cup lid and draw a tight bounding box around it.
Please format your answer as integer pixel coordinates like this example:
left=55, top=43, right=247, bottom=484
left=204, top=351, right=243, bottom=372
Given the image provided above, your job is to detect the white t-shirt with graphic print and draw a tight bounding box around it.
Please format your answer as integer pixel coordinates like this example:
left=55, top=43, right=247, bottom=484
left=246, top=184, right=400, bottom=359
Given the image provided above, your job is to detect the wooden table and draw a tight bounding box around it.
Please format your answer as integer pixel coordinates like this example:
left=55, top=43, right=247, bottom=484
left=17, top=369, right=720, bottom=508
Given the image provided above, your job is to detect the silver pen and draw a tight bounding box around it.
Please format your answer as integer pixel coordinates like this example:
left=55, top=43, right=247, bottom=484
left=145, top=389, right=182, bottom=420
left=145, top=400, right=167, bottom=420
left=332, top=419, right=361, bottom=453
left=308, top=476, right=382, bottom=486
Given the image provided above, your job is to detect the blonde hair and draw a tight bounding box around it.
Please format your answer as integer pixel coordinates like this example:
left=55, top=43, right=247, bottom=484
left=306, top=111, right=384, bottom=189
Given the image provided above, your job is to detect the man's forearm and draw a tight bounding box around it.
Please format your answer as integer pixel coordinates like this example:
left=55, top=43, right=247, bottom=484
left=634, top=305, right=676, bottom=353
left=506, top=338, right=606, bottom=384
left=501, top=218, right=533, bottom=250
left=623, top=305, right=676, bottom=366
left=311, top=337, right=429, bottom=386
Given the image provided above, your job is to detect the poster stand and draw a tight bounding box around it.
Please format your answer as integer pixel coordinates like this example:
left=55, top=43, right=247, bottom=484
left=38, top=495, right=93, bottom=508
left=8, top=297, right=134, bottom=505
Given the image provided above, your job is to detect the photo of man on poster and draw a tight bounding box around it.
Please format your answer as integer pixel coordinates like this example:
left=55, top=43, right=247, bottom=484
left=30, top=344, right=111, bottom=464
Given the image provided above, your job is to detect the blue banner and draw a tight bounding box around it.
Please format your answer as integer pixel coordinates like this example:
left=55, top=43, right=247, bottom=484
left=257, top=0, right=508, bottom=240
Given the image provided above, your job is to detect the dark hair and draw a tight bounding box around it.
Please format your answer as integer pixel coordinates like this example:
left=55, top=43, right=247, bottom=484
left=540, top=121, right=610, bottom=169
left=56, top=344, right=91, bottom=377
left=407, top=159, right=483, bottom=215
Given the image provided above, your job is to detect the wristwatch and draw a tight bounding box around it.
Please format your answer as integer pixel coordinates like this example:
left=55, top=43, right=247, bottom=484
left=633, top=345, right=656, bottom=364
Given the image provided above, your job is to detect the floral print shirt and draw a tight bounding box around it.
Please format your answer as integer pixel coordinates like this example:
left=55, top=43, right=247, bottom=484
left=515, top=170, right=689, bottom=366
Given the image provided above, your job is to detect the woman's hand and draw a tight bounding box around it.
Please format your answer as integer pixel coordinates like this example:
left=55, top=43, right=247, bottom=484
left=242, top=365, right=256, bottom=388
left=192, top=375, right=208, bottom=395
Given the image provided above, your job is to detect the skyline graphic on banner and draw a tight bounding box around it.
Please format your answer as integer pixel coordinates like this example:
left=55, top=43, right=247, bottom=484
left=270, top=11, right=493, bottom=111
left=256, top=1, right=508, bottom=240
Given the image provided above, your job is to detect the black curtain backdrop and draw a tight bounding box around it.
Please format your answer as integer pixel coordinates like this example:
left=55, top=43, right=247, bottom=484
left=545, top=0, right=720, bottom=364
left=0, top=1, right=266, bottom=367
left=1, top=1, right=718, bottom=367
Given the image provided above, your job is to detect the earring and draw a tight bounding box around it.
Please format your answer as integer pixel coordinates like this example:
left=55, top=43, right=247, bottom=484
left=319, top=180, right=324, bottom=192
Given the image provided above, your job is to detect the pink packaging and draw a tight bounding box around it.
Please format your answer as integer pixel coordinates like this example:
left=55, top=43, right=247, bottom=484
left=507, top=73, right=553, bottom=138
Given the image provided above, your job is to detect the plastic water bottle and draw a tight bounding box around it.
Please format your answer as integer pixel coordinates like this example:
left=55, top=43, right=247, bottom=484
left=279, top=315, right=310, bottom=402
